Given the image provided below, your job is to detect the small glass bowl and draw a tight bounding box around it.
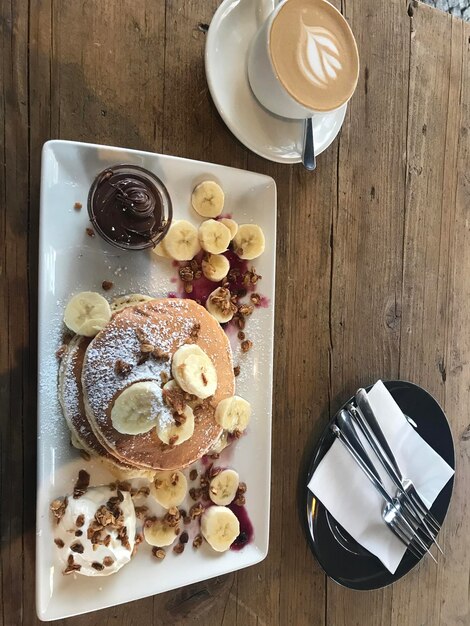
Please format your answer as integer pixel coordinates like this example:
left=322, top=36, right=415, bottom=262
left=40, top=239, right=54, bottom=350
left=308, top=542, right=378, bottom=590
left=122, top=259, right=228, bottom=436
left=87, top=164, right=172, bottom=251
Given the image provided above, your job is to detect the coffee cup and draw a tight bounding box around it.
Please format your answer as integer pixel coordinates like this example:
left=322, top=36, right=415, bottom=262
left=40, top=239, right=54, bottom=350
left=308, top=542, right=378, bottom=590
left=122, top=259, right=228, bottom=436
left=248, top=0, right=359, bottom=119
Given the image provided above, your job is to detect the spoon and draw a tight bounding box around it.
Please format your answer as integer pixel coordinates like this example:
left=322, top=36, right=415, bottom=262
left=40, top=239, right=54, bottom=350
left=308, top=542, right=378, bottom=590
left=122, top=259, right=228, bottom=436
left=302, top=117, right=316, bottom=171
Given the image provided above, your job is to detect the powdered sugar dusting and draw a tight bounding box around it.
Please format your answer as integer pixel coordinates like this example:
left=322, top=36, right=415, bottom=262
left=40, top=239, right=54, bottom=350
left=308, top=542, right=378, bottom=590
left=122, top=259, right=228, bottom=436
left=83, top=322, right=174, bottom=440
left=62, top=348, right=80, bottom=422
left=39, top=299, right=71, bottom=441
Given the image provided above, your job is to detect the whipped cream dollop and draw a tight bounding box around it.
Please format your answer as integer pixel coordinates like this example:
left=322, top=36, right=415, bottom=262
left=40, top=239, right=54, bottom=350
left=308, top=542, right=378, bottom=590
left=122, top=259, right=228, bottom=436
left=51, top=485, right=136, bottom=576
left=297, top=22, right=342, bottom=89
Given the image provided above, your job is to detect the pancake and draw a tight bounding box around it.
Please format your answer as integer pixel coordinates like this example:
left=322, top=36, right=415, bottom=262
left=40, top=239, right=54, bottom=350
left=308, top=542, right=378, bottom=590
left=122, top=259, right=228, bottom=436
left=82, top=298, right=234, bottom=470
left=58, top=334, right=153, bottom=478
left=59, top=335, right=102, bottom=453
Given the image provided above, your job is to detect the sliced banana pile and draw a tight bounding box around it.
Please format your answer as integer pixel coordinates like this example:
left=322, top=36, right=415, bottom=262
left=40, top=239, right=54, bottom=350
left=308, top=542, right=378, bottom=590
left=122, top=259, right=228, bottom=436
left=215, top=395, right=251, bottom=433
left=109, top=362, right=199, bottom=445
left=111, top=381, right=163, bottom=435
left=150, top=180, right=265, bottom=268
left=209, top=469, right=239, bottom=506
left=201, top=505, right=240, bottom=552
left=152, top=470, right=187, bottom=508
left=171, top=344, right=217, bottom=399
left=63, top=291, right=112, bottom=337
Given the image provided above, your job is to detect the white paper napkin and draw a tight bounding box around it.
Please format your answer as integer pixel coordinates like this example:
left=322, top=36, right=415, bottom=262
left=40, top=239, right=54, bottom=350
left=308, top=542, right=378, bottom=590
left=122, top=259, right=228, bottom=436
left=307, top=380, right=454, bottom=573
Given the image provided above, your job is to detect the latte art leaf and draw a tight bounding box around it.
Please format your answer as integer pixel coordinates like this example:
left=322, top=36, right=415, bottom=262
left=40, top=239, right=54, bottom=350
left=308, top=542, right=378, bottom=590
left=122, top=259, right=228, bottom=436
left=297, top=22, right=343, bottom=89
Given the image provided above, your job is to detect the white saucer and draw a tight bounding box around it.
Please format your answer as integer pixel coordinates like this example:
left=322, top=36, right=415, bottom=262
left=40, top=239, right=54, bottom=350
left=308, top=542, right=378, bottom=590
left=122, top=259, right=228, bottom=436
left=205, top=0, right=347, bottom=164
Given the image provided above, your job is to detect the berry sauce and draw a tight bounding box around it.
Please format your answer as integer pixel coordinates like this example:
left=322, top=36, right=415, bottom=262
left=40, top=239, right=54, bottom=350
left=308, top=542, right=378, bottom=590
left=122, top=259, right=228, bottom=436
left=171, top=249, right=266, bottom=306
left=228, top=503, right=254, bottom=551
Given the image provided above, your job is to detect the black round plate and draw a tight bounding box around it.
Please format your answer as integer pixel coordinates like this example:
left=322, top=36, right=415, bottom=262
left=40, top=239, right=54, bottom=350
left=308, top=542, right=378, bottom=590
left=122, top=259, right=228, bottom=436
left=305, top=380, right=455, bottom=590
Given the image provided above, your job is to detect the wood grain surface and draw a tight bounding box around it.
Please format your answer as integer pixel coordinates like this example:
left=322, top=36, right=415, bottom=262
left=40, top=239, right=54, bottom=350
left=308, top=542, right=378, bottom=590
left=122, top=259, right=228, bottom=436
left=1, top=0, right=469, bottom=624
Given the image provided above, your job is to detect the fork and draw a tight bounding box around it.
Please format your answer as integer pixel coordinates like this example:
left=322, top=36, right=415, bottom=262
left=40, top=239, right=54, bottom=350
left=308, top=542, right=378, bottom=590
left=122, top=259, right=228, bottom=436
left=332, top=417, right=435, bottom=561
left=353, top=389, right=442, bottom=541
left=347, top=402, right=442, bottom=552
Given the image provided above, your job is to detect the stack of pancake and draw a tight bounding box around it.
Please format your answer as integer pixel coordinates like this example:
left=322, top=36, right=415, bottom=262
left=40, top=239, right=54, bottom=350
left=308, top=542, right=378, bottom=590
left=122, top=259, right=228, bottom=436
left=58, top=296, right=235, bottom=475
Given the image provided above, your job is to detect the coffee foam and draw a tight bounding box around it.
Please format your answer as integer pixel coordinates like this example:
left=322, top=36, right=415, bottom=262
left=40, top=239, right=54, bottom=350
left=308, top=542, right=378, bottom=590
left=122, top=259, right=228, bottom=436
left=270, top=0, right=359, bottom=112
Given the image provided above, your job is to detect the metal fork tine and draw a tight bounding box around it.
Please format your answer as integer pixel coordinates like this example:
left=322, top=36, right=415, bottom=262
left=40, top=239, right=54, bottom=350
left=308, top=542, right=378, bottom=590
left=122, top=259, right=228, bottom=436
left=409, top=491, right=441, bottom=533
left=387, top=519, right=424, bottom=561
left=390, top=501, right=437, bottom=561
left=409, top=493, right=440, bottom=531
left=399, top=498, right=444, bottom=555
left=383, top=503, right=427, bottom=560
left=384, top=506, right=425, bottom=559
left=393, top=519, right=437, bottom=564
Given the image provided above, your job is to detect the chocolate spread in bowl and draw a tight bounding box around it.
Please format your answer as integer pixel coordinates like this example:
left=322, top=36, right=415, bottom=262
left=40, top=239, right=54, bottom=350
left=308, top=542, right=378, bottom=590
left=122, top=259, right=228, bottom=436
left=88, top=164, right=172, bottom=250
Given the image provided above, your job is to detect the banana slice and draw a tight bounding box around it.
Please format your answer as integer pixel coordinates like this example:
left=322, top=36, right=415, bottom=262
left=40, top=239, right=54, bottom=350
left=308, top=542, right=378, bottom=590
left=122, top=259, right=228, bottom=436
left=111, top=381, right=163, bottom=435
left=198, top=219, right=231, bottom=255
left=152, top=470, right=188, bottom=508
left=220, top=218, right=238, bottom=239
left=209, top=469, right=239, bottom=506
left=215, top=396, right=251, bottom=433
left=144, top=518, right=179, bottom=547
left=64, top=291, right=111, bottom=337
left=156, top=405, right=195, bottom=445
left=164, top=220, right=201, bottom=261
left=202, top=254, right=230, bottom=282
left=232, top=224, right=265, bottom=260
left=152, top=239, right=172, bottom=259
left=191, top=181, right=225, bottom=218
left=201, top=505, right=240, bottom=552
left=171, top=344, right=217, bottom=399
left=206, top=287, right=235, bottom=323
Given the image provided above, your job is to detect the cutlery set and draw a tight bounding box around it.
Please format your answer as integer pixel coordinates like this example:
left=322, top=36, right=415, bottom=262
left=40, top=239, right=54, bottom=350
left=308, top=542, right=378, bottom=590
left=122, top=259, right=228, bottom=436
left=331, top=389, right=442, bottom=563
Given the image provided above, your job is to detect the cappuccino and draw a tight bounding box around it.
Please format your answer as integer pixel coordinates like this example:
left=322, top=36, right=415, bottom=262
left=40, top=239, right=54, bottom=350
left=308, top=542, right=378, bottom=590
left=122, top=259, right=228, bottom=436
left=269, top=0, right=359, bottom=112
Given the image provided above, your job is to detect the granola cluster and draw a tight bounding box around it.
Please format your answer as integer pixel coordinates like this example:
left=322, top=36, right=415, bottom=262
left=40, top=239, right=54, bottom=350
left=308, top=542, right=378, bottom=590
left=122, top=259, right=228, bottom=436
left=50, top=497, right=68, bottom=524
left=134, top=328, right=170, bottom=366
left=211, top=287, right=237, bottom=318
left=178, top=259, right=203, bottom=294
left=163, top=385, right=196, bottom=419
left=73, top=469, right=90, bottom=499
left=192, top=398, right=215, bottom=424
left=86, top=491, right=131, bottom=552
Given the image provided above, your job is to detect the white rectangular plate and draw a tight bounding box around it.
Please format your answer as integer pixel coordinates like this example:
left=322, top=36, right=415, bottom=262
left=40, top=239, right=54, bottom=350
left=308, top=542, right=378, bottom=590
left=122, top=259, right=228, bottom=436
left=36, top=140, right=276, bottom=621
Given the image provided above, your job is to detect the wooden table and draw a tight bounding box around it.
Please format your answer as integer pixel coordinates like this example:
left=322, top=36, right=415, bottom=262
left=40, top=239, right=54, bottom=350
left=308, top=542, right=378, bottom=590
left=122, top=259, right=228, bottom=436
left=1, top=0, right=469, bottom=624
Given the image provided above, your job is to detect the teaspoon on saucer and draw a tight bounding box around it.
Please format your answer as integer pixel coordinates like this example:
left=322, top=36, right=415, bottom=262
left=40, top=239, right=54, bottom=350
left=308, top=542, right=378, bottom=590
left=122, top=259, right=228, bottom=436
left=302, top=117, right=316, bottom=171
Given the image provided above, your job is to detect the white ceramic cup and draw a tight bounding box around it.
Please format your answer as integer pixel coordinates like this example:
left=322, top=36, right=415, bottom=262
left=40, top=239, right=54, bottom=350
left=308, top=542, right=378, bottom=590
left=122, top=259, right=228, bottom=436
left=247, top=0, right=358, bottom=119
